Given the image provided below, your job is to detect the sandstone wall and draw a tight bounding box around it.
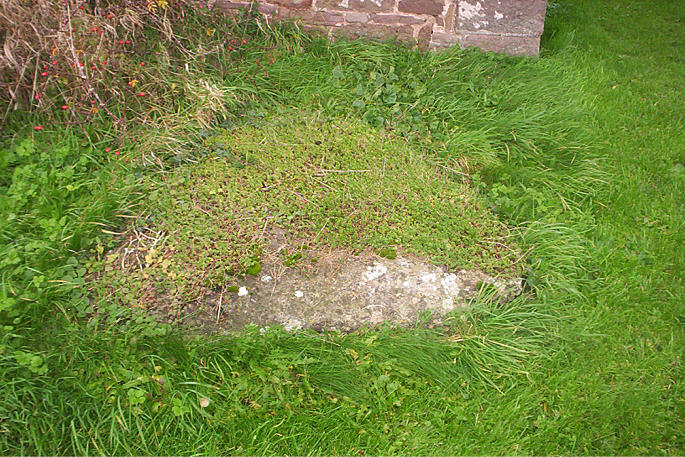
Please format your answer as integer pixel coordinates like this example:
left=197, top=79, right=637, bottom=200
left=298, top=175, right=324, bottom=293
left=216, top=0, right=547, bottom=56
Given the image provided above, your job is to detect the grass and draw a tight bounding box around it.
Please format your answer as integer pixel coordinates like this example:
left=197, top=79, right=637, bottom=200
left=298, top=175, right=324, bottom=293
left=0, top=0, right=683, bottom=454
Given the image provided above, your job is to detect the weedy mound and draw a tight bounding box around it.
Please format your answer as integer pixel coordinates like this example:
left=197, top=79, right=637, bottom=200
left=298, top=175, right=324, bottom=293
left=94, top=113, right=523, bottom=330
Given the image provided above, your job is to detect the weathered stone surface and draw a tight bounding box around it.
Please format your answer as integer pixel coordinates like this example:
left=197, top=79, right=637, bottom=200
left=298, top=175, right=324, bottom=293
left=430, top=30, right=459, bottom=48
left=443, top=1, right=456, bottom=31
left=372, top=14, right=427, bottom=25
left=456, top=0, right=547, bottom=35
left=332, top=23, right=416, bottom=42
left=257, top=2, right=279, bottom=15
left=289, top=9, right=345, bottom=24
left=318, top=0, right=395, bottom=12
left=187, top=251, right=522, bottom=333
left=215, top=0, right=251, bottom=12
left=346, top=11, right=370, bottom=23
left=398, top=0, right=444, bottom=16
left=456, top=33, right=540, bottom=56
left=417, top=19, right=435, bottom=49
left=272, top=0, right=312, bottom=9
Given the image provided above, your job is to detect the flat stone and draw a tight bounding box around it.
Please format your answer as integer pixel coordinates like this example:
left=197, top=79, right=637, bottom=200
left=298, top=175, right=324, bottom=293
left=398, top=0, right=444, bottom=16
left=289, top=9, right=345, bottom=24
left=331, top=23, right=416, bottom=43
left=271, top=0, right=312, bottom=9
left=192, top=250, right=522, bottom=333
left=371, top=14, right=427, bottom=25
left=346, top=11, right=370, bottom=23
left=317, top=0, right=395, bottom=12
left=430, top=30, right=459, bottom=48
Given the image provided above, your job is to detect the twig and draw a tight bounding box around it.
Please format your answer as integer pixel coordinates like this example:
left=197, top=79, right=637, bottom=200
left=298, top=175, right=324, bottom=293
left=314, top=168, right=371, bottom=176
left=216, top=287, right=224, bottom=325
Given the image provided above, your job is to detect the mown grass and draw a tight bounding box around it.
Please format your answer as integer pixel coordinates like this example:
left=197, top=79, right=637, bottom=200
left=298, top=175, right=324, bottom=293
left=0, top=0, right=683, bottom=454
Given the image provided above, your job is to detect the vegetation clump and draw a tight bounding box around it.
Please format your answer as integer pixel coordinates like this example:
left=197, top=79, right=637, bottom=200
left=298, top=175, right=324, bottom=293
left=95, top=113, right=521, bottom=316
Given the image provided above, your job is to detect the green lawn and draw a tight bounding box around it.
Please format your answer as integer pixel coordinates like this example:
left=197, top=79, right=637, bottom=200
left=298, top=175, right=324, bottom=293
left=1, top=0, right=683, bottom=454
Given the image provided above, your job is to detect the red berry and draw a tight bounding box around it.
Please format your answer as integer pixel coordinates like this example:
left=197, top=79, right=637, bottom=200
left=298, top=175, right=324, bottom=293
left=228, top=46, right=233, bottom=51
left=231, top=39, right=235, bottom=44
left=140, top=61, right=145, bottom=66
left=115, top=150, right=121, bottom=156
left=91, top=27, right=97, bottom=32
left=137, top=92, right=146, bottom=97
left=41, top=71, right=48, bottom=76
left=34, top=94, right=40, bottom=100
left=119, top=40, right=124, bottom=45
left=52, top=60, right=57, bottom=65
left=198, top=3, right=203, bottom=8
left=125, top=40, right=131, bottom=45
left=105, top=147, right=111, bottom=153
left=242, top=39, right=247, bottom=45
left=91, top=65, right=96, bottom=70
left=91, top=100, right=96, bottom=105
left=79, top=62, right=84, bottom=67
left=61, top=105, right=68, bottom=110
left=103, top=60, right=107, bottom=65
left=79, top=5, right=84, bottom=9
left=107, top=13, right=114, bottom=19
left=34, top=125, right=43, bottom=131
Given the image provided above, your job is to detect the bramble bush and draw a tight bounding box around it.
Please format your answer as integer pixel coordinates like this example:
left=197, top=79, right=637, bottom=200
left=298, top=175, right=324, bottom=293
left=0, top=0, right=255, bottom=138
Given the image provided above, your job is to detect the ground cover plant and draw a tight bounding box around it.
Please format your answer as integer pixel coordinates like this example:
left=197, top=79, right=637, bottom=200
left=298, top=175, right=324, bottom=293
left=0, top=0, right=683, bottom=454
left=95, top=113, right=522, bottom=323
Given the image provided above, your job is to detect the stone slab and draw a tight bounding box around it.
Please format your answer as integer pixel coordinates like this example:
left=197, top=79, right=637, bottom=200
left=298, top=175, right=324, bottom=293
left=178, top=250, right=522, bottom=332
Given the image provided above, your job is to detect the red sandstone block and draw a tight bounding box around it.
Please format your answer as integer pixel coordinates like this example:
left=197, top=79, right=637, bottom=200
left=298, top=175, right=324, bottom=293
left=289, top=9, right=345, bottom=24
left=215, top=0, right=251, bottom=12
left=455, top=0, right=547, bottom=35
left=271, top=0, right=312, bottom=10
left=456, top=33, right=540, bottom=56
left=257, top=3, right=279, bottom=15
left=318, top=0, right=394, bottom=12
left=346, top=11, right=370, bottom=23
left=332, top=23, right=416, bottom=43
left=371, top=14, right=426, bottom=25
left=398, top=0, right=444, bottom=16
left=417, top=20, right=434, bottom=49
left=429, top=30, right=459, bottom=48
